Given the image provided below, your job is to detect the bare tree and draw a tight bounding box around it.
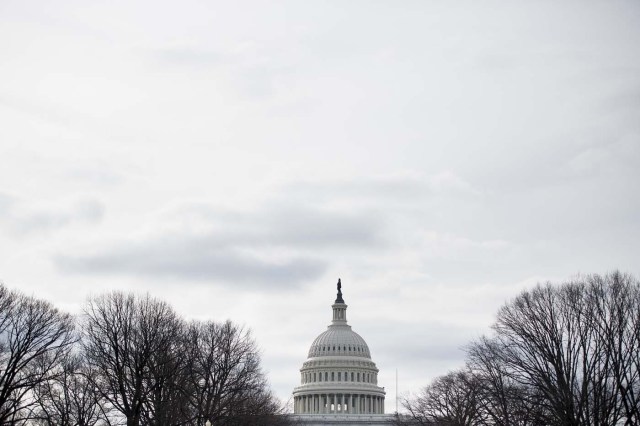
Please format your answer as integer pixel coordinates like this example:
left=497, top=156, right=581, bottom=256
left=468, top=272, right=640, bottom=426
left=399, top=370, right=484, bottom=426
left=467, top=337, right=549, bottom=426
left=32, top=353, right=107, bottom=426
left=586, top=272, right=640, bottom=425
left=0, top=283, right=76, bottom=424
left=182, top=320, right=287, bottom=426
left=81, top=292, right=182, bottom=426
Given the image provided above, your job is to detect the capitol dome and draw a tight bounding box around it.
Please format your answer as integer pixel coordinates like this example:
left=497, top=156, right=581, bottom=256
left=292, top=280, right=386, bottom=418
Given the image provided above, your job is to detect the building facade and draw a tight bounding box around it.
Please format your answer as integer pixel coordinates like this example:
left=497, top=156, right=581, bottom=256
left=291, top=280, right=394, bottom=425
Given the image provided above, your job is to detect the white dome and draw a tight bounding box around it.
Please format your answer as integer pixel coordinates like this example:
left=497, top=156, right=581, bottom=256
left=308, top=325, right=371, bottom=358
left=293, top=280, right=385, bottom=416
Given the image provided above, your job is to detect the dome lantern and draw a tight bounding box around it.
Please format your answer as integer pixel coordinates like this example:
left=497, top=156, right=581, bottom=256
left=332, top=278, right=347, bottom=324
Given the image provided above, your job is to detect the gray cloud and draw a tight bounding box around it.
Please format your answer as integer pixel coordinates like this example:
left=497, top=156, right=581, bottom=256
left=0, top=192, right=16, bottom=216
left=53, top=201, right=382, bottom=288
left=65, top=166, right=124, bottom=186
left=56, top=242, right=325, bottom=288
left=283, top=172, right=482, bottom=205
left=0, top=196, right=105, bottom=236
left=147, top=47, right=224, bottom=67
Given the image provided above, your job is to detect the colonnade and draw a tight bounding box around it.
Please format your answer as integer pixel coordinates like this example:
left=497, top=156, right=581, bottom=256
left=294, top=393, right=384, bottom=414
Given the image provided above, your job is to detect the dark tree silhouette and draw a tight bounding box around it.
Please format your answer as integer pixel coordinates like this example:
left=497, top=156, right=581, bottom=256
left=399, top=370, right=483, bottom=426
left=32, top=353, right=107, bottom=426
left=81, top=292, right=182, bottom=426
left=466, top=271, right=640, bottom=426
left=0, top=283, right=76, bottom=424
left=182, top=320, right=288, bottom=426
left=402, top=272, right=640, bottom=426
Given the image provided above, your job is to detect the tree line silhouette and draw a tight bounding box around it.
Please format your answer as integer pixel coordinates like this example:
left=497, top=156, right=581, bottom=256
left=0, top=288, right=291, bottom=426
left=395, top=271, right=640, bottom=426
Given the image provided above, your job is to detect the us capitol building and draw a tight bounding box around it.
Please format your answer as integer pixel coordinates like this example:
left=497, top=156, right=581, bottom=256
left=291, top=280, right=395, bottom=425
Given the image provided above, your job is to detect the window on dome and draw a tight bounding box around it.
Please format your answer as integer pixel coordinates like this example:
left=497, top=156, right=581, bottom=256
left=325, top=372, right=328, bottom=381
left=338, top=372, right=341, bottom=381
left=351, top=372, right=354, bottom=381
left=331, top=372, right=334, bottom=381
left=357, top=373, right=360, bottom=382
left=314, top=372, right=316, bottom=381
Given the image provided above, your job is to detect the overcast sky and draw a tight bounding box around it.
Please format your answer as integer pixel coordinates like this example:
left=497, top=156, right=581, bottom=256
left=1, top=0, right=639, bottom=412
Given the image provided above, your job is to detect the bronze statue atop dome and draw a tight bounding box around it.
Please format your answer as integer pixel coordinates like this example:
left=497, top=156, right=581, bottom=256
left=335, top=278, right=344, bottom=303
